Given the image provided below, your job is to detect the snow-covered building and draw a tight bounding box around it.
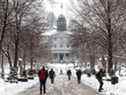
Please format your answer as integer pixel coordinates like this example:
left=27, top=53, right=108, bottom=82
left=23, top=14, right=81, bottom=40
left=43, top=13, right=73, bottom=63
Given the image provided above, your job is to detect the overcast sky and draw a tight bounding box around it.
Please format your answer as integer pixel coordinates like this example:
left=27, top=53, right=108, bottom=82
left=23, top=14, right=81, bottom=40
left=44, top=0, right=77, bottom=19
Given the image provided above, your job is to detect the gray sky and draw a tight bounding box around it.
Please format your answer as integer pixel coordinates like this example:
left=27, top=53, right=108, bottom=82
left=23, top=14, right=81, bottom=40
left=44, top=0, right=77, bottom=19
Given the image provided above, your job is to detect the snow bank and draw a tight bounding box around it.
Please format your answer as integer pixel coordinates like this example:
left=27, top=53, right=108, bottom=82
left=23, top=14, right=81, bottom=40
left=0, top=77, right=39, bottom=95
left=81, top=73, right=126, bottom=95
left=0, top=63, right=126, bottom=95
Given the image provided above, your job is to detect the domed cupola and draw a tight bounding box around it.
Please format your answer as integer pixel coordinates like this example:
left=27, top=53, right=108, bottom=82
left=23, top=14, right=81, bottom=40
left=57, top=14, right=67, bottom=31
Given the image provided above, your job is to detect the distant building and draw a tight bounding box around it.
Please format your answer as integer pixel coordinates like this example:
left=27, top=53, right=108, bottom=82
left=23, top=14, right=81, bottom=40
left=47, top=12, right=56, bottom=30
left=43, top=14, right=74, bottom=63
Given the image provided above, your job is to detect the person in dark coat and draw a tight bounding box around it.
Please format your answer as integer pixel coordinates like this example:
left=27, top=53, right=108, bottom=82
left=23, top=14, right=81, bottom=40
left=38, top=66, right=47, bottom=94
left=67, top=69, right=72, bottom=80
left=95, top=69, right=104, bottom=92
left=76, top=69, right=82, bottom=84
left=49, top=68, right=55, bottom=84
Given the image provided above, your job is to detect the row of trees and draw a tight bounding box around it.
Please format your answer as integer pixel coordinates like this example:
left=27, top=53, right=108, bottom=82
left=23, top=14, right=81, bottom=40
left=0, top=0, right=49, bottom=78
left=70, top=0, right=126, bottom=74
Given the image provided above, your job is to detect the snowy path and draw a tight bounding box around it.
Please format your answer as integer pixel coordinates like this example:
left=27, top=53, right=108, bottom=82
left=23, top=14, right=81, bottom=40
left=17, top=75, right=96, bottom=95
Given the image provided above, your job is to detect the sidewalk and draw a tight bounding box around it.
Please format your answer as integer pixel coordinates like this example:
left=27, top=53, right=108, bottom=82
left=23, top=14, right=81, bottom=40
left=51, top=75, right=96, bottom=95
left=17, top=75, right=96, bottom=95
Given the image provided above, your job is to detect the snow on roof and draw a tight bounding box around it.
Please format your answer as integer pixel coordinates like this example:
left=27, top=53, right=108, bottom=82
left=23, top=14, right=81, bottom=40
left=42, top=29, right=58, bottom=36
left=66, top=31, right=73, bottom=35
left=42, top=29, right=73, bottom=36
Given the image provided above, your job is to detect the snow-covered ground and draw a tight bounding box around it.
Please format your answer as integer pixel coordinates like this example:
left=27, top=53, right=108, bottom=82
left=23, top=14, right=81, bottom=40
left=0, top=63, right=126, bottom=95
left=18, top=74, right=96, bottom=95
left=80, top=74, right=126, bottom=95
left=0, top=77, right=38, bottom=95
left=0, top=64, right=39, bottom=95
left=48, top=63, right=126, bottom=95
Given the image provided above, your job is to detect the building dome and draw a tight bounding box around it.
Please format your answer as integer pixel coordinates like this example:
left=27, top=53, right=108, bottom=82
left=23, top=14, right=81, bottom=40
left=57, top=14, right=67, bottom=31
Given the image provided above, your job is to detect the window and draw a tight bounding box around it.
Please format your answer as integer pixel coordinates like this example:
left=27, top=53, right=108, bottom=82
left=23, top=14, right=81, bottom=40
left=67, top=45, right=70, bottom=48
left=54, top=37, right=57, bottom=41
left=66, top=53, right=69, bottom=57
left=54, top=44, right=57, bottom=48
left=60, top=38, right=62, bottom=40
left=60, top=44, right=63, bottom=48
left=45, top=45, right=48, bottom=48
left=54, top=53, right=57, bottom=59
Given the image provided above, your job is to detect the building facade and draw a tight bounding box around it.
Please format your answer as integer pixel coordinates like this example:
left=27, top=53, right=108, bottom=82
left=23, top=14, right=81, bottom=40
left=44, top=14, right=73, bottom=63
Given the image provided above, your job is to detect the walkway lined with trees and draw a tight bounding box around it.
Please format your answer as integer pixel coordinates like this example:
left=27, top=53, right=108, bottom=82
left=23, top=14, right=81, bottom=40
left=18, top=75, right=96, bottom=95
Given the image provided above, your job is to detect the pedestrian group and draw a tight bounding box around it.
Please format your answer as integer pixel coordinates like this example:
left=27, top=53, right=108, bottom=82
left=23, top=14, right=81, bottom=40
left=38, top=65, right=104, bottom=94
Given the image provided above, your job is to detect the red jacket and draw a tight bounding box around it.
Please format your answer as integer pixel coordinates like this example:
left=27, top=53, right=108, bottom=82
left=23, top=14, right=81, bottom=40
left=38, top=68, right=46, bottom=80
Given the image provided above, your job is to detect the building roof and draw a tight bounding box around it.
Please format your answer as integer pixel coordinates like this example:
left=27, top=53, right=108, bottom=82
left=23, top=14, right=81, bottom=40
left=42, top=29, right=72, bottom=36
left=42, top=29, right=57, bottom=36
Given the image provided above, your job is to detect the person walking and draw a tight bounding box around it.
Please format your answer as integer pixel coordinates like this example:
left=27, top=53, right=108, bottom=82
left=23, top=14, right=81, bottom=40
left=67, top=69, right=72, bottom=80
left=76, top=69, right=82, bottom=84
left=95, top=68, right=104, bottom=92
left=49, top=68, right=55, bottom=84
left=38, top=66, right=47, bottom=94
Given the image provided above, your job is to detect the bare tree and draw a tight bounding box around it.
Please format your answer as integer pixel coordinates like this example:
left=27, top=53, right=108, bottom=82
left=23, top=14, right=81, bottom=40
left=0, top=0, right=12, bottom=78
left=71, top=0, right=126, bottom=74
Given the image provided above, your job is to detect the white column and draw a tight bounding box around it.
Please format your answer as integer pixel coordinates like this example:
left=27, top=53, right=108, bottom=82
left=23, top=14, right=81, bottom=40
left=64, top=53, right=66, bottom=62
left=63, top=53, right=65, bottom=62
left=58, top=53, right=60, bottom=63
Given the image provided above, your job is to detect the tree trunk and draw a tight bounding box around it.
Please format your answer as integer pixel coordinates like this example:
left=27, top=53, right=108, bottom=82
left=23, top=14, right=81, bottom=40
left=89, top=44, right=95, bottom=71
left=107, top=1, right=113, bottom=74
left=14, top=31, right=19, bottom=70
left=1, top=48, right=12, bottom=69
left=7, top=45, right=12, bottom=69
left=90, top=54, right=95, bottom=70
left=13, top=1, right=22, bottom=71
left=30, top=57, right=33, bottom=70
left=19, top=61, right=22, bottom=76
left=1, top=53, right=4, bottom=79
left=0, top=0, right=9, bottom=59
left=30, top=36, right=33, bottom=70
left=108, top=31, right=113, bottom=74
left=23, top=52, right=26, bottom=70
left=7, top=52, right=12, bottom=69
left=114, top=60, right=117, bottom=73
